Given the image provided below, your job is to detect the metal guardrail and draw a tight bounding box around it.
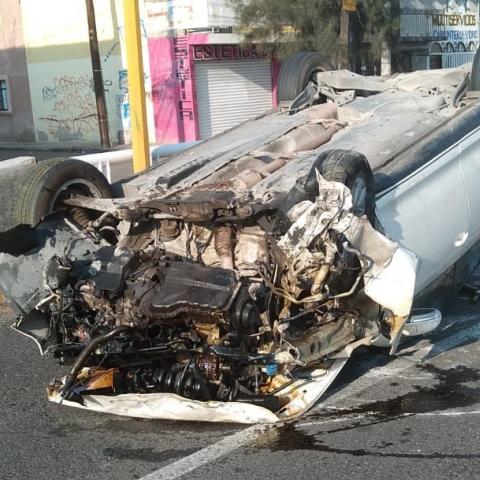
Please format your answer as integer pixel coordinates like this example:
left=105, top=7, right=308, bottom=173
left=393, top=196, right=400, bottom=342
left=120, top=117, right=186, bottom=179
left=416, top=51, right=475, bottom=70
left=431, top=51, right=475, bottom=68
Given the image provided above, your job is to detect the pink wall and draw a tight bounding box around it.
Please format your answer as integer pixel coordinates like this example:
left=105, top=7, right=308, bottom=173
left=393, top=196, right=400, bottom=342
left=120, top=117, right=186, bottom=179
left=148, top=37, right=183, bottom=144
left=148, top=34, right=209, bottom=144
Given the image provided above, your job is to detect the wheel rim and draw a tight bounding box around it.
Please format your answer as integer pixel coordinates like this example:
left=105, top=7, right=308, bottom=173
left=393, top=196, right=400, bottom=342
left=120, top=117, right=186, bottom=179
left=49, top=179, right=103, bottom=213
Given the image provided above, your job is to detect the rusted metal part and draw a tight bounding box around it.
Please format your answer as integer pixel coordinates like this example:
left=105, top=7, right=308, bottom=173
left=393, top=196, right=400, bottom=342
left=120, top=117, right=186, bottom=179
left=288, top=315, right=356, bottom=365
left=70, top=207, right=91, bottom=228
left=386, top=315, right=409, bottom=355
left=311, top=242, right=336, bottom=295
left=214, top=226, right=235, bottom=270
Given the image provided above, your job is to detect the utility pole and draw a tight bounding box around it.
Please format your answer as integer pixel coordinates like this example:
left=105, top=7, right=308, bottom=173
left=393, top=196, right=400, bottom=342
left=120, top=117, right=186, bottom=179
left=381, top=1, right=392, bottom=76
left=339, top=8, right=350, bottom=68
left=85, top=0, right=111, bottom=148
left=123, top=0, right=150, bottom=173
left=340, top=0, right=356, bottom=69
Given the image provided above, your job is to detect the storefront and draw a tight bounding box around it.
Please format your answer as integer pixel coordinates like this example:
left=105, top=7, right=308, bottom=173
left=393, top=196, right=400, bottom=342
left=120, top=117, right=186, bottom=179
left=148, top=34, right=278, bottom=144
left=397, top=0, right=479, bottom=72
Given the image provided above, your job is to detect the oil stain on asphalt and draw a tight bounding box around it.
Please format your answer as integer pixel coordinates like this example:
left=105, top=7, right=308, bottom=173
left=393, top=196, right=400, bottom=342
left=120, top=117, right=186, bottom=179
left=255, top=363, right=480, bottom=459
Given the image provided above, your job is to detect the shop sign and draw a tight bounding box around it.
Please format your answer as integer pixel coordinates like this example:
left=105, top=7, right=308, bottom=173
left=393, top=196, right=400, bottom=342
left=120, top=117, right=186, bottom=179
left=431, top=12, right=479, bottom=41
left=193, top=44, right=274, bottom=61
left=342, top=0, right=357, bottom=11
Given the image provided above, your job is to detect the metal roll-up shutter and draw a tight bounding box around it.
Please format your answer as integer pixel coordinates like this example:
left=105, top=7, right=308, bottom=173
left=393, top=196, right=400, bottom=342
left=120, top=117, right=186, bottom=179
left=195, top=59, right=273, bottom=139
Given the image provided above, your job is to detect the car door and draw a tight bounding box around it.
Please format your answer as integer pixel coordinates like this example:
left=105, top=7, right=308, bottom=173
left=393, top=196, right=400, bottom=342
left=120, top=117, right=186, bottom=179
left=376, top=146, right=470, bottom=294
left=458, top=127, right=480, bottom=242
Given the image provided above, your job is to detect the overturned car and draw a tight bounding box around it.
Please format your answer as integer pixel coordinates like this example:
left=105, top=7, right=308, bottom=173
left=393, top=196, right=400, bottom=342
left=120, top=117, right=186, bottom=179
left=1, top=52, right=479, bottom=423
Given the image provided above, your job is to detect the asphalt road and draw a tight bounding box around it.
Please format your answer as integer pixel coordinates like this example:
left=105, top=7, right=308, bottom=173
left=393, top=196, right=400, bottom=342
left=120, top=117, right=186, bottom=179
left=1, top=148, right=480, bottom=479
left=1, top=296, right=480, bottom=480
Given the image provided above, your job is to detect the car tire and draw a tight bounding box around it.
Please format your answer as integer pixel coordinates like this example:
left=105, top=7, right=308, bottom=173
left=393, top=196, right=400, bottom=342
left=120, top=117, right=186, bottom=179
left=470, top=46, right=480, bottom=90
left=0, top=164, right=31, bottom=233
left=318, top=149, right=377, bottom=227
left=277, top=52, right=327, bottom=103
left=0, top=158, right=111, bottom=231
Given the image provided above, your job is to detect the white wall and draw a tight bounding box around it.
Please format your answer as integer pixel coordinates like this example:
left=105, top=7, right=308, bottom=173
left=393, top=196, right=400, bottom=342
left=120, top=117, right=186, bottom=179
left=145, top=0, right=209, bottom=35
left=144, top=0, right=236, bottom=35
left=20, top=0, right=155, bottom=146
left=21, top=0, right=123, bottom=145
left=207, top=0, right=237, bottom=26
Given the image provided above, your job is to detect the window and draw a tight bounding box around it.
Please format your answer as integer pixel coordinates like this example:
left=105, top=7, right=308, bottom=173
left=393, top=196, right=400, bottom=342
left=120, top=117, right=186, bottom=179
left=0, top=79, right=9, bottom=112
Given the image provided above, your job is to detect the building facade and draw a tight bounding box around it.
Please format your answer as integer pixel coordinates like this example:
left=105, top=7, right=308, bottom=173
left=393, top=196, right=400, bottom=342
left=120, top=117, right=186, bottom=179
left=0, top=1, right=35, bottom=142
left=145, top=0, right=279, bottom=144
left=396, top=0, right=479, bottom=71
left=0, top=0, right=278, bottom=147
left=2, top=0, right=479, bottom=147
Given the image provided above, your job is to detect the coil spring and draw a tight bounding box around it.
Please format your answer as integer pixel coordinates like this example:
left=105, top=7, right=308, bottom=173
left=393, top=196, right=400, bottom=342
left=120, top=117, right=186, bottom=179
left=70, top=207, right=91, bottom=229
left=152, top=366, right=205, bottom=400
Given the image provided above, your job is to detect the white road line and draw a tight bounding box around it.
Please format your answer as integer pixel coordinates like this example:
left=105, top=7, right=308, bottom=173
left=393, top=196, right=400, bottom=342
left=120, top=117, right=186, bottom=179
left=138, top=424, right=271, bottom=480
left=139, top=319, right=480, bottom=480
left=299, top=409, right=480, bottom=429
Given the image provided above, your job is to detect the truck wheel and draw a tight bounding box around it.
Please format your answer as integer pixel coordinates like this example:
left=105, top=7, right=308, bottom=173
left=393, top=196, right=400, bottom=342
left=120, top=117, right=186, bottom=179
left=277, top=52, right=328, bottom=103
left=318, top=150, right=377, bottom=227
left=0, top=158, right=111, bottom=231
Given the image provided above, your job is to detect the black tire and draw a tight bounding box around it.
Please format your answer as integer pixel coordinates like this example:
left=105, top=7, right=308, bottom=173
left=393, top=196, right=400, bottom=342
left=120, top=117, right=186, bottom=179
left=277, top=52, right=327, bottom=103
left=470, top=46, right=480, bottom=91
left=318, top=150, right=377, bottom=227
left=0, top=158, right=111, bottom=232
left=0, top=164, right=32, bottom=233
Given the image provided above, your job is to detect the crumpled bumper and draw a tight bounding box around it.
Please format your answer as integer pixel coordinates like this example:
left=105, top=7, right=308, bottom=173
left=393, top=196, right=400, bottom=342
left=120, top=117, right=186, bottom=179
left=48, top=358, right=349, bottom=424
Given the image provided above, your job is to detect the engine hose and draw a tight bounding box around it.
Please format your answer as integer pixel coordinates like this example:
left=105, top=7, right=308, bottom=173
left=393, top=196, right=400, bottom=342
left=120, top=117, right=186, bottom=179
left=70, top=207, right=91, bottom=229
left=329, top=243, right=373, bottom=300
left=61, top=326, right=132, bottom=398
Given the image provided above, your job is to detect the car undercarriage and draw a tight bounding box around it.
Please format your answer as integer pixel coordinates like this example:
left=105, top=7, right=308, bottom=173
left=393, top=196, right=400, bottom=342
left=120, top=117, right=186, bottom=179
left=2, top=60, right=476, bottom=423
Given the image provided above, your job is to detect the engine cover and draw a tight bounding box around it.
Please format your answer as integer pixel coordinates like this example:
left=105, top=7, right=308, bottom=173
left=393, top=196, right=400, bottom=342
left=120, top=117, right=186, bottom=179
left=147, top=262, right=260, bottom=330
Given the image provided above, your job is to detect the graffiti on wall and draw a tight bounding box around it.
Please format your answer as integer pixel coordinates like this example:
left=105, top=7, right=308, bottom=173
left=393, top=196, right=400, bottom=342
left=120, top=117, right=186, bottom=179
left=151, top=74, right=178, bottom=102
left=40, top=75, right=98, bottom=141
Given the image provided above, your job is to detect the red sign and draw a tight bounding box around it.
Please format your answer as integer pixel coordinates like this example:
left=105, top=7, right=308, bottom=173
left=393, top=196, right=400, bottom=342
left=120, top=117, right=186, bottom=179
left=192, top=44, right=274, bottom=61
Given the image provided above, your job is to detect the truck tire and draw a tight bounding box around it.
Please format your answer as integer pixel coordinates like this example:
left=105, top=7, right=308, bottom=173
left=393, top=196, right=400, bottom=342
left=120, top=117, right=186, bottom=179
left=318, top=150, right=377, bottom=227
left=277, top=52, right=327, bottom=103
left=0, top=158, right=111, bottom=232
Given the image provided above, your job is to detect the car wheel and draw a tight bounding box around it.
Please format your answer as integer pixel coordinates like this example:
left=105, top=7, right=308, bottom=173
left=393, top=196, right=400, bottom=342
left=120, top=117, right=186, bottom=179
left=277, top=52, right=328, bottom=103
left=470, top=45, right=480, bottom=90
left=318, top=149, right=377, bottom=227
left=0, top=158, right=111, bottom=231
